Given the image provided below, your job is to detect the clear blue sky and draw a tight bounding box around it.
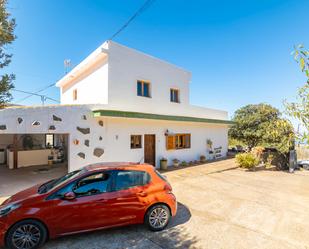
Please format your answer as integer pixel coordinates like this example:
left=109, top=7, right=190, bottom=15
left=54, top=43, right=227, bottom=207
left=6, top=0, right=309, bottom=118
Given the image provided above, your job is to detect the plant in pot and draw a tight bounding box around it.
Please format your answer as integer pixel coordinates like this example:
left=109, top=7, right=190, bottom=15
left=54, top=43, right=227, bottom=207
left=172, top=159, right=180, bottom=167
left=160, top=157, right=168, bottom=170
left=200, top=155, right=206, bottom=163
left=206, top=139, right=213, bottom=150
left=206, top=139, right=214, bottom=160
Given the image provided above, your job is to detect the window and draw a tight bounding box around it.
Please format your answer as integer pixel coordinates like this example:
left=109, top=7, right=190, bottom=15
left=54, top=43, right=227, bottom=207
left=131, top=135, right=142, bottom=149
left=73, top=172, right=112, bottom=197
left=42, top=170, right=84, bottom=195
left=73, top=89, right=78, bottom=101
left=166, top=133, right=191, bottom=150
left=137, top=80, right=150, bottom=97
left=170, top=89, right=180, bottom=103
left=115, top=171, right=150, bottom=191
left=45, top=134, right=54, bottom=147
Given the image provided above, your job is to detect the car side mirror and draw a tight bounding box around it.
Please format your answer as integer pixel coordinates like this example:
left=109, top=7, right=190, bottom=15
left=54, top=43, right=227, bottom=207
left=63, top=191, right=76, bottom=200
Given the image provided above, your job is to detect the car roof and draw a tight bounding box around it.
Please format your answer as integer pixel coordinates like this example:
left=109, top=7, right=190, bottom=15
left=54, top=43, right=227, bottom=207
left=84, top=162, right=154, bottom=172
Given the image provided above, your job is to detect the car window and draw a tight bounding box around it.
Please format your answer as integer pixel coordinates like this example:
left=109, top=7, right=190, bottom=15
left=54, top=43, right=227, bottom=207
left=115, top=170, right=150, bottom=191
left=39, top=169, right=85, bottom=194
left=73, top=172, right=111, bottom=197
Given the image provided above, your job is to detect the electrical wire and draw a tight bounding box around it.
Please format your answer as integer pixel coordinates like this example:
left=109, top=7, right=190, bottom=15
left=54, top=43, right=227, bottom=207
left=14, top=83, right=56, bottom=104
left=12, top=89, right=59, bottom=103
left=14, top=0, right=156, bottom=104
left=108, top=0, right=156, bottom=41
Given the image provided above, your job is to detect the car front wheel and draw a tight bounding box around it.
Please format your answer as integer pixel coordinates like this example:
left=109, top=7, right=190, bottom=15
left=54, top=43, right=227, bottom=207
left=303, top=164, right=309, bottom=170
left=145, top=204, right=171, bottom=231
left=6, top=219, right=47, bottom=249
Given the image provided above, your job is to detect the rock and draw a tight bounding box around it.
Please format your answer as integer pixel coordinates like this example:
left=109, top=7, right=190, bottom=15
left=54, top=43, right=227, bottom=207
left=93, top=148, right=104, bottom=157
left=17, top=118, right=23, bottom=124
left=0, top=125, right=7, bottom=130
left=32, top=121, right=40, bottom=126
left=98, top=120, right=104, bottom=127
left=77, top=127, right=90, bottom=135
left=77, top=152, right=85, bottom=159
left=49, top=125, right=56, bottom=130
left=84, top=140, right=89, bottom=147
left=53, top=115, right=62, bottom=122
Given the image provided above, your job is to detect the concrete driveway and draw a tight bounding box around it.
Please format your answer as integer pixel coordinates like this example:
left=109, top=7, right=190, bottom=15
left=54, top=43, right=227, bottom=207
left=0, top=164, right=67, bottom=200
left=1, top=159, right=309, bottom=249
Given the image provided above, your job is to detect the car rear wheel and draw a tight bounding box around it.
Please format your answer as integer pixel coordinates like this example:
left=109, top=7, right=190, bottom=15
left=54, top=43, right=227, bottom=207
left=6, top=220, right=47, bottom=249
left=145, top=204, right=170, bottom=231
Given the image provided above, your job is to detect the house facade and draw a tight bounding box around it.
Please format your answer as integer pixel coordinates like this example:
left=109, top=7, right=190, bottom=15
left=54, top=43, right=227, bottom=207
left=0, top=41, right=232, bottom=172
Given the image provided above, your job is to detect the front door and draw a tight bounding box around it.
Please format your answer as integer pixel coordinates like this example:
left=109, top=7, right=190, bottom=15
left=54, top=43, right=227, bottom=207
left=144, top=134, right=156, bottom=166
left=48, top=171, right=115, bottom=235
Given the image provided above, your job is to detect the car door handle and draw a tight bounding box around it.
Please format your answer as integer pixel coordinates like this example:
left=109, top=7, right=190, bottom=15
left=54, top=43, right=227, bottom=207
left=137, top=191, right=147, bottom=197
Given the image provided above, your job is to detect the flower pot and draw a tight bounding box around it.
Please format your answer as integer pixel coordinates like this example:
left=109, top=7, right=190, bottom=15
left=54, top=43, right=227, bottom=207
left=173, top=161, right=179, bottom=167
left=160, top=160, right=168, bottom=170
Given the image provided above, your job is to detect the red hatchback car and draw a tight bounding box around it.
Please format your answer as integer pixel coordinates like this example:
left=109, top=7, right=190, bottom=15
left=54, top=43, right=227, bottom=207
left=0, top=163, right=177, bottom=249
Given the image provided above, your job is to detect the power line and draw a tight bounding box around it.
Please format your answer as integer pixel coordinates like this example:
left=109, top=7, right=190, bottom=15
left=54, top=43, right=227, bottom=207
left=108, top=0, right=156, bottom=41
left=14, top=83, right=56, bottom=104
left=12, top=89, right=60, bottom=105
left=14, top=0, right=156, bottom=104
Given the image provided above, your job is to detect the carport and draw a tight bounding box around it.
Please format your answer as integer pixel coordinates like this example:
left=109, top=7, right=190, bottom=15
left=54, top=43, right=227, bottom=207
left=0, top=133, right=69, bottom=197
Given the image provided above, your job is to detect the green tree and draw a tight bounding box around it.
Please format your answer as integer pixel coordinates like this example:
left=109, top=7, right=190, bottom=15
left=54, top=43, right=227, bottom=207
left=0, top=0, right=16, bottom=108
left=285, top=45, right=309, bottom=141
left=229, top=103, right=294, bottom=153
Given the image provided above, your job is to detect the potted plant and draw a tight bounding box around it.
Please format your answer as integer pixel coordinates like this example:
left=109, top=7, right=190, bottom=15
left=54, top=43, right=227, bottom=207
left=172, top=159, right=180, bottom=167
left=208, top=150, right=214, bottom=160
left=160, top=157, right=168, bottom=170
left=206, top=139, right=213, bottom=150
left=206, top=139, right=215, bottom=160
left=200, top=155, right=206, bottom=163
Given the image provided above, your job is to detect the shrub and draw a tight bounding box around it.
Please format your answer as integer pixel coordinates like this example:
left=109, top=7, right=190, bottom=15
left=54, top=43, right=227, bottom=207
left=181, top=161, right=187, bottom=167
left=251, top=146, right=264, bottom=161
left=265, top=154, right=274, bottom=168
left=236, top=153, right=259, bottom=169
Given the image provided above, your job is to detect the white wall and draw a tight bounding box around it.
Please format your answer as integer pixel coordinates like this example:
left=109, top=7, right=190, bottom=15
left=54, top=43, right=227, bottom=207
left=102, top=117, right=228, bottom=167
left=0, top=105, right=228, bottom=171
left=107, top=41, right=192, bottom=113
left=61, top=62, right=109, bottom=105
left=58, top=41, right=228, bottom=120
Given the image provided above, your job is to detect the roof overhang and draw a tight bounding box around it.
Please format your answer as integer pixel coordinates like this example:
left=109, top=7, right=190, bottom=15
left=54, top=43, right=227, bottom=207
left=92, top=110, right=234, bottom=125
left=56, top=48, right=108, bottom=88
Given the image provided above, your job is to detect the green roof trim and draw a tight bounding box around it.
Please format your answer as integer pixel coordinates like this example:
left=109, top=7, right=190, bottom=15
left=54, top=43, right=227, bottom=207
left=92, top=110, right=234, bottom=125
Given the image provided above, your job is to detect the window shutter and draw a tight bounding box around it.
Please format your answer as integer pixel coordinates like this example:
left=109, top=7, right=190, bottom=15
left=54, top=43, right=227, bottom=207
left=185, top=134, right=191, bottom=148
left=166, top=135, right=176, bottom=150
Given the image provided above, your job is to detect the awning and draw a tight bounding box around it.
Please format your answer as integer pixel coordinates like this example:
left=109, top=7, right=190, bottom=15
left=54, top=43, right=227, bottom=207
left=92, top=110, right=234, bottom=125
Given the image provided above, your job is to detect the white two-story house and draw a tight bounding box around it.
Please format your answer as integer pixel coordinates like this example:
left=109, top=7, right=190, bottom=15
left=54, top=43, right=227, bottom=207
left=0, top=40, right=232, bottom=172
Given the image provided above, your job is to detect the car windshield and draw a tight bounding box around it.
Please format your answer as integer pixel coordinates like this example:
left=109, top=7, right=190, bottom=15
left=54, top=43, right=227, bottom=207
left=38, top=169, right=85, bottom=194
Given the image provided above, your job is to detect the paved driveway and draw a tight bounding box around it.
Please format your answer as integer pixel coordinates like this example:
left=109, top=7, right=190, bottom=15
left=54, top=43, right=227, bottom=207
left=0, top=164, right=67, bottom=199
left=2, top=159, right=309, bottom=249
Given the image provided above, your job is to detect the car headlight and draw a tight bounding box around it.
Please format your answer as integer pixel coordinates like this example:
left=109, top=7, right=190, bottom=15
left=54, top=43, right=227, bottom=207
left=0, top=203, right=20, bottom=217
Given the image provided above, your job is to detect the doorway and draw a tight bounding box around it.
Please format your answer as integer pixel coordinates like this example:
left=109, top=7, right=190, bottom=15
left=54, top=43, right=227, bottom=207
left=144, top=134, right=156, bottom=166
